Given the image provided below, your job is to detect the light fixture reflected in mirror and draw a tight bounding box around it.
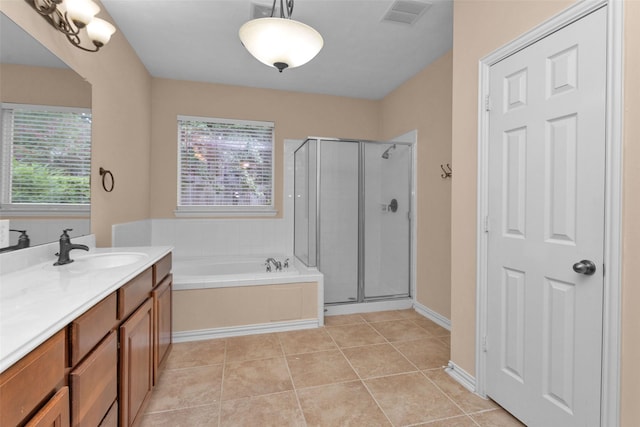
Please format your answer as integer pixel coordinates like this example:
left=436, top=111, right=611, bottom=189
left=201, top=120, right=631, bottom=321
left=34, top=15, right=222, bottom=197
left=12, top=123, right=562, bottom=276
left=239, top=0, right=323, bottom=72
left=28, top=0, right=116, bottom=52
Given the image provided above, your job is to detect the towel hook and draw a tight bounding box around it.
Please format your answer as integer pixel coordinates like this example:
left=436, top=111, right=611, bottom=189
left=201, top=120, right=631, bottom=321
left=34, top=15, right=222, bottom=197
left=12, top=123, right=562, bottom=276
left=440, top=163, right=452, bottom=179
left=99, top=167, right=114, bottom=192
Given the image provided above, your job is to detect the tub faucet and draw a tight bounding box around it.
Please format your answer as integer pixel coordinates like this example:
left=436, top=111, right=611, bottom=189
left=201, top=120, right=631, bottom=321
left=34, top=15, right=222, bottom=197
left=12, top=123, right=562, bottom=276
left=54, top=229, right=89, bottom=266
left=265, top=257, right=281, bottom=272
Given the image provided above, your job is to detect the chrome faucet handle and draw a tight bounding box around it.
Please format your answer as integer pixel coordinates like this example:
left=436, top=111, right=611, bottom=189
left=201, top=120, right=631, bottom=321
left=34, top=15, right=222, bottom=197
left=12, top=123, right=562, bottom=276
left=283, top=258, right=289, bottom=269
left=275, top=261, right=282, bottom=271
left=265, top=262, right=272, bottom=272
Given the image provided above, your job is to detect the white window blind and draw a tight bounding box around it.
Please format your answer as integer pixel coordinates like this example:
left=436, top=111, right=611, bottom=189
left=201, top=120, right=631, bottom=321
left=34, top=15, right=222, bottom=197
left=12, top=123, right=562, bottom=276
left=177, top=116, right=274, bottom=212
left=0, top=104, right=91, bottom=211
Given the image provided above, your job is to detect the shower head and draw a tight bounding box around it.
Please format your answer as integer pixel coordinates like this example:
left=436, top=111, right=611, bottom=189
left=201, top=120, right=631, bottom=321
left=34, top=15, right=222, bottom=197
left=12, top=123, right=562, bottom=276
left=381, top=144, right=396, bottom=159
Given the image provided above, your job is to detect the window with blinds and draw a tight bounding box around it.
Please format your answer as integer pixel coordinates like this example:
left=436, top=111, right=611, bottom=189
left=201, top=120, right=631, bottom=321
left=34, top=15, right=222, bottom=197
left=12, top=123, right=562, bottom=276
left=0, top=104, right=91, bottom=212
left=177, top=116, right=274, bottom=214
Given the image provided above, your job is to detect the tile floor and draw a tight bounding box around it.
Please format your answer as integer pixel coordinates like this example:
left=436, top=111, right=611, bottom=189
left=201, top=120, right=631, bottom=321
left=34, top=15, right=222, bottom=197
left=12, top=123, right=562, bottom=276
left=141, top=309, right=525, bottom=426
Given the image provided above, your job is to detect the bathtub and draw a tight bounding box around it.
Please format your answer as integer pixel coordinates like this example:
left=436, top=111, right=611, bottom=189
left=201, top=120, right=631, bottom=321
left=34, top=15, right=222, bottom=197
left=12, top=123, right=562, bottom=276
left=171, top=255, right=324, bottom=341
left=172, top=256, right=316, bottom=290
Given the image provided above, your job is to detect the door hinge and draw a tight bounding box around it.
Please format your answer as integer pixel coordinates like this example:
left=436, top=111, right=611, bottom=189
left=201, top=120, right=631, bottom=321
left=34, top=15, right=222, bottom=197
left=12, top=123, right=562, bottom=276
left=482, top=336, right=488, bottom=352
left=485, top=95, right=492, bottom=111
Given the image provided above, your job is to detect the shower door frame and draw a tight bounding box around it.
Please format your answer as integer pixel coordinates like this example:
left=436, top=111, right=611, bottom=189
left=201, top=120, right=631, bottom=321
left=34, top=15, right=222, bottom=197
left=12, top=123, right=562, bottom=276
left=311, top=138, right=414, bottom=305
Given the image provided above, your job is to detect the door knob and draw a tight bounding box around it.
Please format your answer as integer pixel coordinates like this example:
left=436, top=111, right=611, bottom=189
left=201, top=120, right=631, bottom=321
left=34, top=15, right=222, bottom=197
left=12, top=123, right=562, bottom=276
left=572, top=260, right=596, bottom=276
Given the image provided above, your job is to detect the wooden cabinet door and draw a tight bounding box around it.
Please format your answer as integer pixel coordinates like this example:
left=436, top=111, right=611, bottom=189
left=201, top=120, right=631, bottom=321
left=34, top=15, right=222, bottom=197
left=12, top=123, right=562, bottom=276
left=25, top=387, right=70, bottom=427
left=153, top=274, right=172, bottom=384
left=119, top=298, right=153, bottom=427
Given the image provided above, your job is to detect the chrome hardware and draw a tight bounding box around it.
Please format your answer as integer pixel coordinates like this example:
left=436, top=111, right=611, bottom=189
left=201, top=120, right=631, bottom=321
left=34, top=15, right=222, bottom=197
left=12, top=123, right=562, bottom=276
left=572, top=259, right=596, bottom=276
left=265, top=261, right=272, bottom=272
left=265, top=257, right=282, bottom=272
left=283, top=258, right=289, bottom=269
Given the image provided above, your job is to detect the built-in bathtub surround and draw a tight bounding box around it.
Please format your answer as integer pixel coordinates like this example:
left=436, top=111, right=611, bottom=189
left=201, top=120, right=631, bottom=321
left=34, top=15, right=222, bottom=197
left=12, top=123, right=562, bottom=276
left=172, top=255, right=324, bottom=341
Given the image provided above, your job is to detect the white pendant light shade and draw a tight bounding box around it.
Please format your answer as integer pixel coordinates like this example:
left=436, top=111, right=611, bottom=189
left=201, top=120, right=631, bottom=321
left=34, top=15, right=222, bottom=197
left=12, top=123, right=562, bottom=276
left=239, top=17, right=323, bottom=72
left=63, top=0, right=100, bottom=27
left=86, top=18, right=116, bottom=46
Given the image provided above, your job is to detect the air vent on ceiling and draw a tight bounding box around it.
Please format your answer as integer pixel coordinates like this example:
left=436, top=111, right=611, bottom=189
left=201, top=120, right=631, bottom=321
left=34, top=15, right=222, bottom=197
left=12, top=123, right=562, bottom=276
left=251, top=3, right=277, bottom=19
left=382, top=0, right=432, bottom=25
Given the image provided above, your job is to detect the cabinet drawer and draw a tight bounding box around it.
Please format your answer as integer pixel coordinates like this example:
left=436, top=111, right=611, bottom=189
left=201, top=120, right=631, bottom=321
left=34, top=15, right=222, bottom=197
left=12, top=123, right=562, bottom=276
left=25, top=386, right=70, bottom=427
left=69, top=293, right=117, bottom=366
left=118, top=268, right=153, bottom=320
left=0, top=329, right=66, bottom=427
left=153, top=253, right=172, bottom=287
left=69, top=331, right=118, bottom=427
left=98, top=401, right=117, bottom=427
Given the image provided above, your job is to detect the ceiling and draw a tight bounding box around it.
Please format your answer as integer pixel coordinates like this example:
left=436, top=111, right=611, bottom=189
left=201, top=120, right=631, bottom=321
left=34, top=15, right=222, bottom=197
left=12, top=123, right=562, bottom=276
left=2, top=0, right=453, bottom=100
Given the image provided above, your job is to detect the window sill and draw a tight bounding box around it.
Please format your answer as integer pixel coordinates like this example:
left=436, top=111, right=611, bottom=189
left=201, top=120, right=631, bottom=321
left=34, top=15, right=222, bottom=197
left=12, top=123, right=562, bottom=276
left=0, top=205, right=90, bottom=218
left=174, top=206, right=278, bottom=218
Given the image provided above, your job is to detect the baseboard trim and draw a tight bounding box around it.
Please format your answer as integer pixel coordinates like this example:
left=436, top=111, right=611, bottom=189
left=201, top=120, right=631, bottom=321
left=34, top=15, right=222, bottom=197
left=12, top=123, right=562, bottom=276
left=324, top=298, right=413, bottom=316
left=413, top=301, right=451, bottom=330
left=446, top=360, right=477, bottom=394
left=172, top=319, right=320, bottom=342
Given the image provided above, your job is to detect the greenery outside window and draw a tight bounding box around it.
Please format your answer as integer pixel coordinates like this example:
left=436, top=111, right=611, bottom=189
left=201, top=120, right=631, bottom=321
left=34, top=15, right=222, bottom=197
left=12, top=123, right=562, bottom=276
left=176, top=115, right=275, bottom=216
left=0, top=104, right=91, bottom=216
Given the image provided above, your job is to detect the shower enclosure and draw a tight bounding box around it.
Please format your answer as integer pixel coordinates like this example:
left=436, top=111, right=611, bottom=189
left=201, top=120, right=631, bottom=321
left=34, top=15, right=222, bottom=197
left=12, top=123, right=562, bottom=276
left=294, top=138, right=412, bottom=305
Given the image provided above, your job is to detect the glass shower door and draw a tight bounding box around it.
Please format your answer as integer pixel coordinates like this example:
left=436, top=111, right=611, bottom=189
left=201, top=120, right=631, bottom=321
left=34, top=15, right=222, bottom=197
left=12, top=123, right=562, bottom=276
left=363, top=142, right=411, bottom=299
left=318, top=140, right=359, bottom=304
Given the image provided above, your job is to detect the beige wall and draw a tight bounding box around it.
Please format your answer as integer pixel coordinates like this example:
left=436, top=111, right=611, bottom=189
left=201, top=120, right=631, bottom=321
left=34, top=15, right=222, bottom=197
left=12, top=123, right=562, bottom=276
left=1, top=0, right=152, bottom=247
left=451, top=0, right=639, bottom=424
left=173, top=282, right=318, bottom=331
left=0, top=63, right=91, bottom=107
left=381, top=51, right=453, bottom=319
left=620, top=1, right=640, bottom=424
left=149, top=78, right=380, bottom=218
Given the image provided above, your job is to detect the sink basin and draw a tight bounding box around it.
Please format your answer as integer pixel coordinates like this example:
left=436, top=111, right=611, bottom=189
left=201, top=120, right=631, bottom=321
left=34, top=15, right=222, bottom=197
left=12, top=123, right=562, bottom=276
left=44, top=252, right=148, bottom=272
left=72, top=252, right=148, bottom=270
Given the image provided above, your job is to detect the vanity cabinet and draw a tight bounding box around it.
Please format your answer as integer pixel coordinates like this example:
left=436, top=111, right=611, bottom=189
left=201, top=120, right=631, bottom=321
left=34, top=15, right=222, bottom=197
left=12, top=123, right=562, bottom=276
left=0, top=251, right=172, bottom=427
left=151, top=253, right=172, bottom=384
left=25, top=387, right=70, bottom=427
left=0, top=330, right=66, bottom=427
left=69, top=331, right=118, bottom=427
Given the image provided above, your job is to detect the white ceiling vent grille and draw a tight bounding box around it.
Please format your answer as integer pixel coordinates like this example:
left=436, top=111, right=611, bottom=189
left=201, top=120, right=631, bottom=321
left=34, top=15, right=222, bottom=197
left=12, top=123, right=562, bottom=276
left=382, top=0, right=432, bottom=25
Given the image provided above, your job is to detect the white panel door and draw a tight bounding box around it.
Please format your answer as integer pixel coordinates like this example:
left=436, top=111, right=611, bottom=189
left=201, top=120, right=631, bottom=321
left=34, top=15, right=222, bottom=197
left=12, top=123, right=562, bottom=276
left=486, top=7, right=607, bottom=427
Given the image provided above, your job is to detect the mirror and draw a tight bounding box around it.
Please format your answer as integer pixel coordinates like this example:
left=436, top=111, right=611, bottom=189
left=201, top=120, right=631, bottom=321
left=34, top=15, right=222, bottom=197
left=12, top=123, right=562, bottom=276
left=0, top=12, right=91, bottom=251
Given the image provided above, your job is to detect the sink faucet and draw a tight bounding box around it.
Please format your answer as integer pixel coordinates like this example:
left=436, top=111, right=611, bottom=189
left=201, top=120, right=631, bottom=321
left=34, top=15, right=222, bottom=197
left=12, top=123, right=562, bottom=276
left=0, top=229, right=30, bottom=253
left=54, top=229, right=89, bottom=266
left=265, top=257, right=282, bottom=272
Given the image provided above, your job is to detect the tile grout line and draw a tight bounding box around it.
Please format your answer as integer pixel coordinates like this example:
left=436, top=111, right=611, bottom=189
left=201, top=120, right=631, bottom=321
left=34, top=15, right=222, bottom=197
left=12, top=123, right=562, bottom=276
left=278, top=333, right=309, bottom=427
left=324, top=318, right=397, bottom=426
left=217, top=339, right=228, bottom=427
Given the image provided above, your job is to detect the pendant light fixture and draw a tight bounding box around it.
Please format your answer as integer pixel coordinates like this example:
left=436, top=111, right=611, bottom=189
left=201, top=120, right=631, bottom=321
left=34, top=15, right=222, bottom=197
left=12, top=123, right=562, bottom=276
left=239, top=0, right=323, bottom=72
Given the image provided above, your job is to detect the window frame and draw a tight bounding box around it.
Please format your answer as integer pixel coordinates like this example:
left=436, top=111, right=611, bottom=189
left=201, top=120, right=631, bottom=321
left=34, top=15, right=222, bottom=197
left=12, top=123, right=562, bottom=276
left=0, top=103, right=91, bottom=218
left=175, top=115, right=277, bottom=217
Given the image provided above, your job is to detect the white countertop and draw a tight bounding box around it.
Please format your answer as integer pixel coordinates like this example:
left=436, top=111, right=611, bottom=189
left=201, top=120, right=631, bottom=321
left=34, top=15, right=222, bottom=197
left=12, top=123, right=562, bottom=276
left=0, top=244, right=172, bottom=373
